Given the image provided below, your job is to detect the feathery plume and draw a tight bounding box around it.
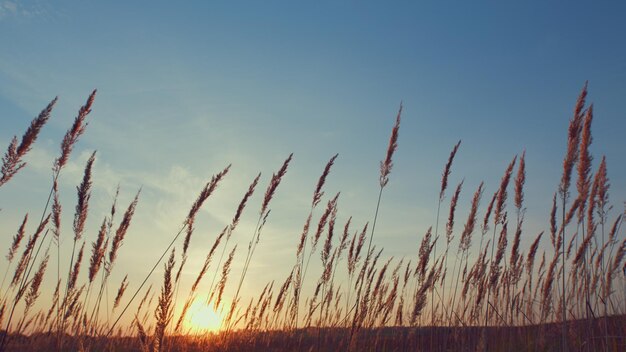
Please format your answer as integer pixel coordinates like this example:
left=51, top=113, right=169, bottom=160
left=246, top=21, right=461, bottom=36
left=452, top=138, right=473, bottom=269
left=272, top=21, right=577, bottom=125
left=482, top=191, right=498, bottom=234
left=89, top=219, right=107, bottom=283
left=54, top=90, right=97, bottom=172
left=7, top=214, right=28, bottom=262
left=232, top=172, right=261, bottom=232
left=113, top=275, right=129, bottom=309
left=489, top=220, right=508, bottom=290
left=321, top=200, right=338, bottom=266
left=459, top=183, right=483, bottom=252
left=605, top=232, right=625, bottom=299
left=73, top=151, right=96, bottom=242
left=0, top=97, right=57, bottom=187
left=261, top=154, right=293, bottom=216
left=379, top=103, right=402, bottom=188
left=594, top=156, right=609, bottom=222
left=215, top=246, right=236, bottom=310
left=494, top=156, right=517, bottom=226
left=11, top=215, right=50, bottom=287
left=348, top=223, right=368, bottom=276
left=514, top=151, right=526, bottom=211
left=184, top=164, right=231, bottom=256
left=526, top=232, right=543, bottom=276
left=109, top=190, right=141, bottom=267
left=154, top=249, right=175, bottom=352
left=24, top=252, right=49, bottom=310
left=313, top=193, right=340, bottom=251
left=313, top=153, right=338, bottom=207
left=440, top=140, right=461, bottom=200
left=52, top=182, right=62, bottom=243
left=446, top=180, right=463, bottom=244
left=192, top=226, right=227, bottom=293
left=416, top=227, right=434, bottom=283
left=559, top=82, right=587, bottom=201
left=550, top=193, right=558, bottom=248
left=68, top=242, right=85, bottom=291
left=576, top=106, right=593, bottom=221
left=274, top=269, right=294, bottom=312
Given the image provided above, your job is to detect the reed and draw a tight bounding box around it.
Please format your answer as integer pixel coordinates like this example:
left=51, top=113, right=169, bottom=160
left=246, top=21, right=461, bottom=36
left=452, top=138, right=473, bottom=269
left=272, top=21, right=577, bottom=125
left=0, top=87, right=624, bottom=352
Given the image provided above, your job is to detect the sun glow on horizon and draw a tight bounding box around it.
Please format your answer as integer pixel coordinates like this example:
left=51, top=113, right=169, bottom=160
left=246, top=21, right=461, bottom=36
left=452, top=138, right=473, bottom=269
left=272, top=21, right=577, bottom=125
left=183, top=298, right=226, bottom=334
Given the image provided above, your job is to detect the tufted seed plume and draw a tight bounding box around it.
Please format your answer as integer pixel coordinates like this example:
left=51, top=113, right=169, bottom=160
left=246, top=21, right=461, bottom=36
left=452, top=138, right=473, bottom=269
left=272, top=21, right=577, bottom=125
left=68, top=242, right=85, bottom=292
left=113, top=275, right=129, bottom=310
left=415, top=227, right=434, bottom=283
left=54, top=90, right=97, bottom=173
left=403, top=260, right=412, bottom=288
left=348, top=223, right=368, bottom=276
left=576, top=106, right=593, bottom=221
left=24, top=252, right=50, bottom=311
left=51, top=181, right=62, bottom=243
left=594, top=156, right=609, bottom=223
left=88, top=219, right=107, bottom=283
left=215, top=246, right=236, bottom=310
left=0, top=97, right=57, bottom=187
left=526, top=232, right=543, bottom=277
left=495, top=156, right=517, bottom=226
left=410, top=264, right=437, bottom=326
left=489, top=220, right=508, bottom=290
left=335, top=217, right=352, bottom=263
left=587, top=168, right=599, bottom=239
left=482, top=190, right=498, bottom=235
left=459, top=182, right=483, bottom=253
left=514, top=150, right=526, bottom=212
left=564, top=198, right=581, bottom=229
left=446, top=180, right=464, bottom=245
left=261, top=154, right=293, bottom=216
left=109, top=190, right=141, bottom=268
left=184, top=164, right=231, bottom=256
left=605, top=227, right=626, bottom=298
left=73, top=151, right=96, bottom=242
left=7, top=214, right=28, bottom=262
left=313, top=153, right=339, bottom=207
left=321, top=198, right=338, bottom=267
left=549, top=193, right=558, bottom=249
left=153, top=249, right=175, bottom=352
left=297, top=213, right=313, bottom=259
left=43, top=279, right=61, bottom=329
left=372, top=259, right=391, bottom=302
left=559, top=82, right=587, bottom=201
left=191, top=226, right=227, bottom=293
left=509, top=217, right=523, bottom=282
left=541, top=255, right=558, bottom=318
left=313, top=193, right=340, bottom=251
left=232, top=172, right=261, bottom=233
left=274, top=269, right=294, bottom=312
left=379, top=103, right=402, bottom=188
left=573, top=228, right=594, bottom=269
left=440, top=140, right=462, bottom=201
left=11, top=215, right=50, bottom=288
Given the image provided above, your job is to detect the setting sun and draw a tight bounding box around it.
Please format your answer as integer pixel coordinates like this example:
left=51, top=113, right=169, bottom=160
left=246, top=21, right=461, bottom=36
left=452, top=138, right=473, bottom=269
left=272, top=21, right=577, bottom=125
left=183, top=298, right=226, bottom=333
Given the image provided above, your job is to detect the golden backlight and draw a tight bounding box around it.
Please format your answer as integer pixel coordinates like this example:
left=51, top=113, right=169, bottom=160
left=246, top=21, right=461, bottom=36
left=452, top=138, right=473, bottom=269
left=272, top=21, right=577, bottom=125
left=183, top=298, right=225, bottom=333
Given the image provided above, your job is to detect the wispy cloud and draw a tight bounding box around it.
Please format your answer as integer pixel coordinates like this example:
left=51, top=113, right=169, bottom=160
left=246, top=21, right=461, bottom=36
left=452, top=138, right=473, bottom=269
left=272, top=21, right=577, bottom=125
left=0, top=1, right=18, bottom=20
left=0, top=0, right=50, bottom=21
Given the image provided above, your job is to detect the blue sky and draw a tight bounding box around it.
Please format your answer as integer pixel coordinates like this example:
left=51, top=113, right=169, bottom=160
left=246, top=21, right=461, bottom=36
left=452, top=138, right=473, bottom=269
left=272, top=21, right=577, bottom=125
left=1, top=1, right=625, bottom=326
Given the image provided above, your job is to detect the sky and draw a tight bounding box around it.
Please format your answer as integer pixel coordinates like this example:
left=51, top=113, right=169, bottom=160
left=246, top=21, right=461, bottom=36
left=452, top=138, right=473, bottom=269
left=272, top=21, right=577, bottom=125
left=1, top=1, right=625, bottom=328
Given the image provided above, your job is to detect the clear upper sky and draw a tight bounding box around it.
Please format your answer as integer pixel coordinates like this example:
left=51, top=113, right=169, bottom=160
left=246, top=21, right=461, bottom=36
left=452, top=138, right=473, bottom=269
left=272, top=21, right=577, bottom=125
left=1, top=0, right=625, bottom=324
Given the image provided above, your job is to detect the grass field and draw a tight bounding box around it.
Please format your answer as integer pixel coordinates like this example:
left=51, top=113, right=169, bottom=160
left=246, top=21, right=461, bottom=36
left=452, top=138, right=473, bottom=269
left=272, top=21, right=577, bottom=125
left=0, top=85, right=624, bottom=351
